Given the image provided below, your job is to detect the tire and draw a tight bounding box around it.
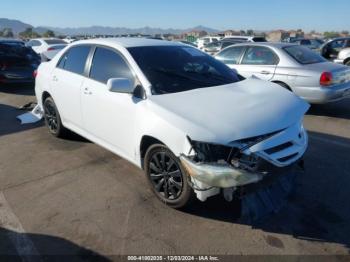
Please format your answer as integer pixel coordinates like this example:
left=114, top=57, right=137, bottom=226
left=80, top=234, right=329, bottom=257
left=43, top=97, right=68, bottom=138
left=144, top=144, right=195, bottom=209
left=345, top=60, right=350, bottom=66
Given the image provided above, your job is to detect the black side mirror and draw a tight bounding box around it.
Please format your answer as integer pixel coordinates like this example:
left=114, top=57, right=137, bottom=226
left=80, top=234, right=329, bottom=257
left=133, top=85, right=146, bottom=99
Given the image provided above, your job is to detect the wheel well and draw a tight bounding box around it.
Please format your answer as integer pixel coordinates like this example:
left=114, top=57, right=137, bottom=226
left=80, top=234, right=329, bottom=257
left=140, top=136, right=164, bottom=169
left=272, top=81, right=292, bottom=91
left=344, top=58, right=350, bottom=65
left=42, top=91, right=51, bottom=105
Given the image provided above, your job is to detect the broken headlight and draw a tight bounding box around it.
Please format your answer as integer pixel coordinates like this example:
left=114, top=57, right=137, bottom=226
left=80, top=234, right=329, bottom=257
left=187, top=137, right=260, bottom=172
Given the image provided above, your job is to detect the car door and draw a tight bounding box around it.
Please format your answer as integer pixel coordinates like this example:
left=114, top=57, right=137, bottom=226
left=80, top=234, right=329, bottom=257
left=236, top=46, right=279, bottom=81
left=81, top=46, right=138, bottom=158
left=50, top=45, right=91, bottom=129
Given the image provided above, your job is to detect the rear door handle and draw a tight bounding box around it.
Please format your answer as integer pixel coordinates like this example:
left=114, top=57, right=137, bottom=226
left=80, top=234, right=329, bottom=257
left=83, top=87, right=92, bottom=95
left=260, top=71, right=271, bottom=75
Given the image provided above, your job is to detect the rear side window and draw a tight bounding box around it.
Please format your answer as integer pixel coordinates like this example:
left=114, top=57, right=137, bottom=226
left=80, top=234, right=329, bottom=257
left=241, top=46, right=279, bottom=65
left=57, top=45, right=91, bottom=75
left=284, top=45, right=326, bottom=64
left=300, top=40, right=311, bottom=45
left=252, top=37, right=267, bottom=42
left=216, top=46, right=246, bottom=64
left=28, top=40, right=41, bottom=47
left=90, top=47, right=133, bottom=84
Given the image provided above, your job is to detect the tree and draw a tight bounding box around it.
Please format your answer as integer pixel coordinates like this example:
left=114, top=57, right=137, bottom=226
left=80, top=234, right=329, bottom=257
left=247, top=29, right=254, bottom=36
left=240, top=30, right=246, bottom=36
left=323, top=31, right=340, bottom=39
left=43, top=30, right=55, bottom=38
left=19, top=27, right=41, bottom=39
left=2, top=28, right=14, bottom=38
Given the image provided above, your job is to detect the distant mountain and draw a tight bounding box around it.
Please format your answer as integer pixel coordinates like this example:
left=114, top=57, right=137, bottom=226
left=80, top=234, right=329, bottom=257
left=44, top=25, right=219, bottom=36
left=0, top=18, right=33, bottom=34
left=0, top=18, right=219, bottom=36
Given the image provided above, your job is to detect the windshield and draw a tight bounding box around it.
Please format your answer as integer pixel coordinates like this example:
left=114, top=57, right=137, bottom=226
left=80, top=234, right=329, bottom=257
left=128, top=46, right=239, bottom=94
left=253, top=37, right=267, bottom=42
left=283, top=45, right=326, bottom=64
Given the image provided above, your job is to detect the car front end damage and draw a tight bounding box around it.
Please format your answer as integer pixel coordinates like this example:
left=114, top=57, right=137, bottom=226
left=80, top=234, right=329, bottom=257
left=181, top=121, right=308, bottom=204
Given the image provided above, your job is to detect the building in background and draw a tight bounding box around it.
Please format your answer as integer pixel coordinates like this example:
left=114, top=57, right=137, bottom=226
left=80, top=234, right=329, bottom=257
left=267, top=29, right=305, bottom=42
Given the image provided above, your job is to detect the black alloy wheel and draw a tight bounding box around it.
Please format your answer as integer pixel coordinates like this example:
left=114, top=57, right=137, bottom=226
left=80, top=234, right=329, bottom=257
left=144, top=144, right=194, bottom=208
left=43, top=97, right=67, bottom=138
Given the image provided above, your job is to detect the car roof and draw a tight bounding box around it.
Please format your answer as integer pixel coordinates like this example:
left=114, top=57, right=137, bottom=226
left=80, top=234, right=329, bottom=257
left=0, top=38, right=24, bottom=43
left=71, top=37, right=184, bottom=48
left=228, top=42, right=297, bottom=48
left=329, top=37, right=350, bottom=41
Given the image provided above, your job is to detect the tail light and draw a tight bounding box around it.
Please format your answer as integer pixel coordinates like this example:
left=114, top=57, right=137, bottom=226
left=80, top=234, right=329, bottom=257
left=320, top=72, right=333, bottom=86
left=0, top=62, right=8, bottom=70
left=33, top=70, right=38, bottom=78
left=47, top=47, right=55, bottom=51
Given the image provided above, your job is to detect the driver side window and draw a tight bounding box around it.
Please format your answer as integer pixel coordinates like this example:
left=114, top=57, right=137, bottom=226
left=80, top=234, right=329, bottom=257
left=89, top=47, right=134, bottom=84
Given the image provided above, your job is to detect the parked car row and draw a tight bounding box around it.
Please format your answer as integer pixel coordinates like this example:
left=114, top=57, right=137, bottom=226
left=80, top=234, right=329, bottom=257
left=0, top=38, right=69, bottom=85
left=0, top=39, right=40, bottom=84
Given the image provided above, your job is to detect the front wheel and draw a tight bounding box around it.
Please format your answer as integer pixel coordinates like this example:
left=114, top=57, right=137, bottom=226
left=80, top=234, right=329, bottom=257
left=144, top=144, right=195, bottom=209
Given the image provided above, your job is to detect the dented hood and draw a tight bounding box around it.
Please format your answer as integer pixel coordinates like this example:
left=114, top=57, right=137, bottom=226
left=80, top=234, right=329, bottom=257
left=148, top=78, right=310, bottom=144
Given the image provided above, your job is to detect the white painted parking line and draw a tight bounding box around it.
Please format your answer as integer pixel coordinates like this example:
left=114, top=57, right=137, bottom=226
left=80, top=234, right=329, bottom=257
left=0, top=192, right=41, bottom=261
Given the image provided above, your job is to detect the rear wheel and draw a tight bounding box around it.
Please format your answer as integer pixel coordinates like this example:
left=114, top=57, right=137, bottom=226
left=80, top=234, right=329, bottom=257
left=144, top=144, right=194, bottom=209
left=43, top=97, right=68, bottom=138
left=275, top=81, right=292, bottom=92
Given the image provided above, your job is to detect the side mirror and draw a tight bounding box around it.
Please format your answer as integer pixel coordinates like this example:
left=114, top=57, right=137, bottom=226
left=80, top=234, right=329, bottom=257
left=107, top=78, right=134, bottom=94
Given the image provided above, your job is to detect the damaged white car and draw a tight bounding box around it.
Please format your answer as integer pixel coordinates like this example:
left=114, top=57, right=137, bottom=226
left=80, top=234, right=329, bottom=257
left=34, top=38, right=310, bottom=208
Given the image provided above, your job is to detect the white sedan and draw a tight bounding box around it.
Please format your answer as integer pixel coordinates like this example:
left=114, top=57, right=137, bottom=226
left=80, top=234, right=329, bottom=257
left=25, top=38, right=67, bottom=54
left=35, top=38, right=309, bottom=208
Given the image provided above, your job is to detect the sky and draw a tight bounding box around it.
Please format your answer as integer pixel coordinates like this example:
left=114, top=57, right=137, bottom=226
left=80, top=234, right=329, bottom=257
left=1, top=0, right=349, bottom=31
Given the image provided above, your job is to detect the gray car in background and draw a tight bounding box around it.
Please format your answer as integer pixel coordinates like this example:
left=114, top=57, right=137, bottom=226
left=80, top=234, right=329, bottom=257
left=215, top=42, right=350, bottom=104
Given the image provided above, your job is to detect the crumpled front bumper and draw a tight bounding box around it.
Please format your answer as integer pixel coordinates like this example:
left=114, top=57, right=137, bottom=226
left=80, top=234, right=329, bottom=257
left=180, top=155, right=263, bottom=188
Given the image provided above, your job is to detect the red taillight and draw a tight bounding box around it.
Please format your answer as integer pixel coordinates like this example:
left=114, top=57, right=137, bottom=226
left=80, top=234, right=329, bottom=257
left=320, top=72, right=333, bottom=86
left=33, top=70, right=38, bottom=78
left=0, top=62, right=8, bottom=70
left=47, top=47, right=55, bottom=51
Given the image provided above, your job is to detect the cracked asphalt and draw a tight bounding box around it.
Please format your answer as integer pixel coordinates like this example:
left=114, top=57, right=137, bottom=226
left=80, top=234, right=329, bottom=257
left=1, top=85, right=350, bottom=259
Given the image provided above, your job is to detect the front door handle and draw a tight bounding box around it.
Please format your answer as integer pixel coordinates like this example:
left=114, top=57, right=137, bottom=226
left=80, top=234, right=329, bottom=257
left=83, top=87, right=92, bottom=95
left=260, top=71, right=271, bottom=75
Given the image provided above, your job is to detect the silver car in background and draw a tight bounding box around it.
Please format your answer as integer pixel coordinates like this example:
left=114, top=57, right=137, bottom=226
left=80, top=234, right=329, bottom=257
left=215, top=42, right=350, bottom=104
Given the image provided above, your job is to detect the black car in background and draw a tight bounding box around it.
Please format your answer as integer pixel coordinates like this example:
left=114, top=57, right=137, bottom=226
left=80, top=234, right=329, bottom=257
left=320, top=37, right=350, bottom=60
left=0, top=40, right=40, bottom=85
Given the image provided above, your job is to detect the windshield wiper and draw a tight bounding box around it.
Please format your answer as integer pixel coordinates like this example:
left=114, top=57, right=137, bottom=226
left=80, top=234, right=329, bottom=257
left=187, top=70, right=233, bottom=83
left=150, top=68, right=217, bottom=86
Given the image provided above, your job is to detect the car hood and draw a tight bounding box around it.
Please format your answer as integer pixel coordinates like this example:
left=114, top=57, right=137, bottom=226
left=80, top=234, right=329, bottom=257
left=148, top=78, right=310, bottom=145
